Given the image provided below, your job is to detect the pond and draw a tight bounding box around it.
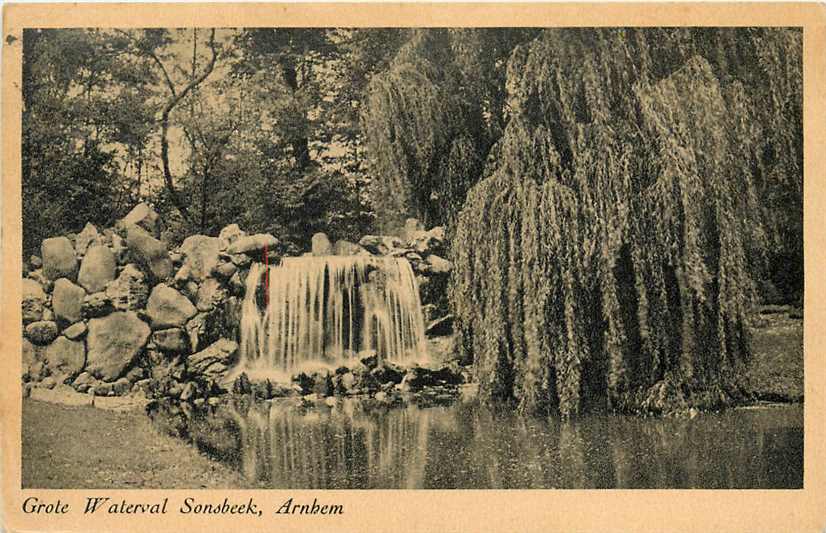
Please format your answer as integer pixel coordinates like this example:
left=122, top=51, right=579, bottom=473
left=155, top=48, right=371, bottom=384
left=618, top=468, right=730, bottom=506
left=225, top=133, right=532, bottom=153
left=152, top=395, right=803, bottom=489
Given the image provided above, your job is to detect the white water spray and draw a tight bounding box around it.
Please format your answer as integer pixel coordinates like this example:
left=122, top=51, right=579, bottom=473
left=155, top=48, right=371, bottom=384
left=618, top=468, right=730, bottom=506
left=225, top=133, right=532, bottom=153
left=238, top=256, right=428, bottom=375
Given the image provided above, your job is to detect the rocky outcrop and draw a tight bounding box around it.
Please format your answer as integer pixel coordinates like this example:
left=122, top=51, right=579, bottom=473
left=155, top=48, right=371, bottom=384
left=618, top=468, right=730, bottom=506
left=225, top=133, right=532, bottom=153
left=52, top=278, right=86, bottom=325
left=125, top=224, right=173, bottom=281
left=227, top=233, right=278, bottom=256
left=44, top=336, right=85, bottom=384
left=25, top=321, right=59, bottom=345
left=146, top=284, right=197, bottom=329
left=86, top=311, right=150, bottom=381
left=121, top=202, right=162, bottom=238
left=311, top=232, right=333, bottom=256
left=22, top=278, right=47, bottom=324
left=187, top=339, right=238, bottom=382
left=105, top=264, right=148, bottom=311
left=180, top=235, right=222, bottom=280
left=77, top=244, right=116, bottom=293
left=75, top=223, right=103, bottom=256
left=41, top=237, right=78, bottom=281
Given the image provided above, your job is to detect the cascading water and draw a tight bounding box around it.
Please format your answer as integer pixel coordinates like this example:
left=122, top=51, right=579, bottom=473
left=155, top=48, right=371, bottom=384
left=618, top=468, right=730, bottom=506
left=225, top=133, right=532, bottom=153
left=238, top=256, right=428, bottom=375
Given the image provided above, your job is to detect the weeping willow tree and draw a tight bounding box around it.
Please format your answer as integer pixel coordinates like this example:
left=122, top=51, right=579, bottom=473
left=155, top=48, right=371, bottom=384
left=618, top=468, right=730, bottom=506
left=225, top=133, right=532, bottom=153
left=450, top=28, right=801, bottom=416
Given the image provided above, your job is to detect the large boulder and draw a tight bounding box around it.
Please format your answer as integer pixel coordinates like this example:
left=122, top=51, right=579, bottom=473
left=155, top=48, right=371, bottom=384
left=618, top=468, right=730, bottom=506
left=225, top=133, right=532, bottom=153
left=44, top=336, right=86, bottom=383
left=187, top=338, right=238, bottom=382
left=218, top=224, right=247, bottom=249
left=105, top=264, right=148, bottom=311
left=74, top=223, right=103, bottom=256
left=77, top=244, right=116, bottom=293
left=180, top=235, right=222, bottom=280
left=121, top=203, right=162, bottom=238
left=311, top=232, right=333, bottom=256
left=22, top=278, right=47, bottom=324
left=124, top=224, right=173, bottom=281
left=409, top=226, right=446, bottom=255
left=41, top=237, right=78, bottom=281
left=226, top=233, right=279, bottom=257
left=146, top=284, right=197, bottom=329
left=196, top=278, right=227, bottom=312
left=86, top=311, right=150, bottom=381
left=426, top=254, right=453, bottom=274
left=25, top=320, right=59, bottom=345
left=52, top=278, right=86, bottom=325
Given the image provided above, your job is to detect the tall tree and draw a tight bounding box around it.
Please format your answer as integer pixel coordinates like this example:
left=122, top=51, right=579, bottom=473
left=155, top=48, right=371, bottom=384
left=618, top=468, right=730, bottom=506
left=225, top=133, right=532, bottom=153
left=450, top=28, right=801, bottom=416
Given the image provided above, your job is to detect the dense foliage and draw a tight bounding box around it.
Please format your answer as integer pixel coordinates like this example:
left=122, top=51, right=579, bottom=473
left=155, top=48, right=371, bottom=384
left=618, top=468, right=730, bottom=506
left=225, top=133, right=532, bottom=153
left=450, top=28, right=802, bottom=416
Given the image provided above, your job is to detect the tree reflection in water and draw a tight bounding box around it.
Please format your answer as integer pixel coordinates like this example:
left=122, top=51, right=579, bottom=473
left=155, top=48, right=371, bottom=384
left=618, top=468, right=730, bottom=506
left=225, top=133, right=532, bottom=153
left=156, top=399, right=802, bottom=489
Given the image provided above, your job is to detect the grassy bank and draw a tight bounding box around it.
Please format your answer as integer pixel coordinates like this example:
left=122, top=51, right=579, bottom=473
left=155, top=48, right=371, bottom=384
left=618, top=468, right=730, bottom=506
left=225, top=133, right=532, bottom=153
left=747, top=308, right=804, bottom=402
left=22, top=400, right=248, bottom=489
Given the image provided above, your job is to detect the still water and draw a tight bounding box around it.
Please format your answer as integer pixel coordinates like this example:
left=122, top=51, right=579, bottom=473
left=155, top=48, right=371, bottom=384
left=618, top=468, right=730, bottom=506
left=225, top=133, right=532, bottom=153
left=157, top=396, right=803, bottom=489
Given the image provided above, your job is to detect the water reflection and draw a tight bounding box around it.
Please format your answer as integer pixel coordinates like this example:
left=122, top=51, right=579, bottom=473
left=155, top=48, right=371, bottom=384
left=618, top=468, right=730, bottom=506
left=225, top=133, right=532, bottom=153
left=158, top=399, right=802, bottom=489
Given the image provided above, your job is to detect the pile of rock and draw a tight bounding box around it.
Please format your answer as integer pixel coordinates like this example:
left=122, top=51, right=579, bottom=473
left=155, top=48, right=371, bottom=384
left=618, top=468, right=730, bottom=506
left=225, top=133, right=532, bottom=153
left=21, top=204, right=275, bottom=403
left=231, top=352, right=468, bottom=405
left=21, top=204, right=458, bottom=407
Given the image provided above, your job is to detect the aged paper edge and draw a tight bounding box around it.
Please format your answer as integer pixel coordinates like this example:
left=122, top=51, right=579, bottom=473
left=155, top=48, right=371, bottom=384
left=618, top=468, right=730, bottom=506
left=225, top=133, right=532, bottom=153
left=1, top=3, right=825, bottom=532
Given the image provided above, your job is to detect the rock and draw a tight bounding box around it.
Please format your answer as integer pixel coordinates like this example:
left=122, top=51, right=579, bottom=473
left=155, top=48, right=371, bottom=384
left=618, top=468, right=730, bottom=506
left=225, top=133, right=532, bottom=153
left=213, top=259, right=238, bottom=281
left=180, top=235, right=222, bottom=280
left=409, top=226, right=446, bottom=255
left=41, top=237, right=78, bottom=281
left=29, top=360, right=49, bottom=382
left=371, top=363, right=405, bottom=385
left=334, top=372, right=356, bottom=394
left=196, top=278, right=227, bottom=312
left=51, top=278, right=85, bottom=325
left=312, top=372, right=334, bottom=397
left=358, top=235, right=386, bottom=255
left=40, top=376, right=57, bottom=389
left=426, top=254, right=453, bottom=274
left=229, top=253, right=252, bottom=268
left=86, top=311, right=151, bottom=381
left=146, top=284, right=197, bottom=329
left=374, top=391, right=388, bottom=402
left=105, top=264, right=148, bottom=311
left=22, top=278, right=47, bottom=324
left=63, top=322, right=88, bottom=340
left=110, top=233, right=129, bottom=265
left=173, top=264, right=192, bottom=285
left=72, top=372, right=95, bottom=393
left=44, top=336, right=85, bottom=383
left=82, top=292, right=114, bottom=318
left=218, top=224, right=246, bottom=249
left=75, top=223, right=102, bottom=256
left=187, top=339, right=238, bottom=382
left=332, top=240, right=364, bottom=256
left=360, top=352, right=379, bottom=370
left=426, top=315, right=454, bottom=336
left=226, top=233, right=279, bottom=257
left=29, top=274, right=54, bottom=298
left=152, top=328, right=189, bottom=353
left=111, top=377, right=131, bottom=395
left=232, top=372, right=252, bottom=395
left=22, top=338, right=38, bottom=378
left=77, top=244, right=116, bottom=293
left=311, top=232, right=333, bottom=256
left=180, top=381, right=197, bottom=402
left=25, top=320, right=59, bottom=345
left=182, top=281, right=200, bottom=301
left=29, top=255, right=42, bottom=269
left=400, top=367, right=437, bottom=392
left=403, top=218, right=424, bottom=238
left=121, top=203, right=162, bottom=238
left=125, top=366, right=146, bottom=382
left=125, top=224, right=173, bottom=281
left=324, top=396, right=337, bottom=407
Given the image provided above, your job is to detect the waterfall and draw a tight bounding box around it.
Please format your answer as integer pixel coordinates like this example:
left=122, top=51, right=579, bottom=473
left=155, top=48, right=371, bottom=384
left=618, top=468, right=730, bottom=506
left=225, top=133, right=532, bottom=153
left=238, top=256, right=428, bottom=375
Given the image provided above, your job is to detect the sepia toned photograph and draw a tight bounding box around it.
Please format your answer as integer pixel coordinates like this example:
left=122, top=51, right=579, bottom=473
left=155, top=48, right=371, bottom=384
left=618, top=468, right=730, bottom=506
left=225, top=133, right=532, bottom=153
left=15, top=23, right=804, bottom=494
